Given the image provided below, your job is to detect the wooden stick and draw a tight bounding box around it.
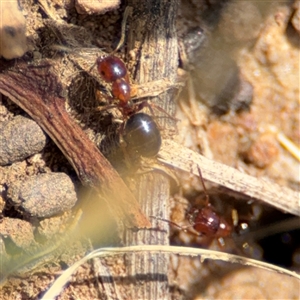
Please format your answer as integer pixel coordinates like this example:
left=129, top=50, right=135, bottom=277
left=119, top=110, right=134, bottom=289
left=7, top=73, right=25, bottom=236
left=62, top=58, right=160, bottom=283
left=91, top=1, right=179, bottom=300
left=158, top=139, right=300, bottom=216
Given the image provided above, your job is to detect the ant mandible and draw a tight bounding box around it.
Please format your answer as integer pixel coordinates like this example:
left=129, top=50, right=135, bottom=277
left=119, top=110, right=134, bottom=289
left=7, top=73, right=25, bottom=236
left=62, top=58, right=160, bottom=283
left=152, top=166, right=232, bottom=245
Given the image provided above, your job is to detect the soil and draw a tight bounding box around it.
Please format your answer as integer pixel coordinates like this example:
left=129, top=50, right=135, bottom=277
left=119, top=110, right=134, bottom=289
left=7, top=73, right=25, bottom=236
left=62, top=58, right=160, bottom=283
left=0, top=1, right=299, bottom=299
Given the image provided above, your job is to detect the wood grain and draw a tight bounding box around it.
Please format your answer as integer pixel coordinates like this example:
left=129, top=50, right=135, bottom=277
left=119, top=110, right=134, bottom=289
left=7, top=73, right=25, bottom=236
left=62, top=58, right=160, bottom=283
left=159, top=139, right=300, bottom=217
left=93, top=1, right=179, bottom=299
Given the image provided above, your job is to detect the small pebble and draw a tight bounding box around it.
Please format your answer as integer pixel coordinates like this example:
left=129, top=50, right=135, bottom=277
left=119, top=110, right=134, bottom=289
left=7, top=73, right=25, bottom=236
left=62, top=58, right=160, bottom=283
left=0, top=115, right=47, bottom=166
left=0, top=1, right=27, bottom=59
left=245, top=134, right=280, bottom=168
left=207, top=121, right=239, bottom=167
left=0, top=217, right=35, bottom=249
left=7, top=173, right=78, bottom=218
left=75, top=0, right=120, bottom=14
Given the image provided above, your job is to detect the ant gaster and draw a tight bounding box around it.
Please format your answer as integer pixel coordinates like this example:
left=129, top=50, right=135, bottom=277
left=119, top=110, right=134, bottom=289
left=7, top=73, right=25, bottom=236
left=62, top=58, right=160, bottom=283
left=96, top=55, right=162, bottom=157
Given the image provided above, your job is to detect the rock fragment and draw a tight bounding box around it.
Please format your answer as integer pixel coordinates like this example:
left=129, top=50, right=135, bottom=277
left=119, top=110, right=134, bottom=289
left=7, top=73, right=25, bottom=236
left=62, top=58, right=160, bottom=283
left=0, top=217, right=35, bottom=249
left=245, top=134, right=280, bottom=168
left=7, top=173, right=78, bottom=218
left=75, top=0, right=120, bottom=14
left=0, top=1, right=27, bottom=59
left=0, top=115, right=47, bottom=166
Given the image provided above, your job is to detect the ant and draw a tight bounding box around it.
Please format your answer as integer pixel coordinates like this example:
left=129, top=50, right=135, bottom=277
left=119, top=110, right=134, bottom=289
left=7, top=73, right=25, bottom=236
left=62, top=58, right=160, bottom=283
left=187, top=166, right=232, bottom=240
left=95, top=54, right=164, bottom=158
left=92, top=7, right=177, bottom=159
left=152, top=166, right=232, bottom=246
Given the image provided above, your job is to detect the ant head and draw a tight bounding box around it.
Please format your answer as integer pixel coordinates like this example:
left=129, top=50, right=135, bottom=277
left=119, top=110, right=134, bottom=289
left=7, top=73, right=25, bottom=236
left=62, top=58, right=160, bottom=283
left=96, top=55, right=127, bottom=83
left=189, top=205, right=221, bottom=236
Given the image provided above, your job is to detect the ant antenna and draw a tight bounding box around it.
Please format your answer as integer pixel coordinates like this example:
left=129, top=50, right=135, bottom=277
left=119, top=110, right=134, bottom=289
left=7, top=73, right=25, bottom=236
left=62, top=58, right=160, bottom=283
left=112, top=6, right=132, bottom=54
left=90, top=6, right=131, bottom=73
left=196, top=165, right=209, bottom=204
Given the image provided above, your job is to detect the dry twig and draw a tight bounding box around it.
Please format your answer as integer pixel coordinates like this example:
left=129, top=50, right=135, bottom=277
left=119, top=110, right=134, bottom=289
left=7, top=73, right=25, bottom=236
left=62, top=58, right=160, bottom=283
left=158, top=139, right=300, bottom=216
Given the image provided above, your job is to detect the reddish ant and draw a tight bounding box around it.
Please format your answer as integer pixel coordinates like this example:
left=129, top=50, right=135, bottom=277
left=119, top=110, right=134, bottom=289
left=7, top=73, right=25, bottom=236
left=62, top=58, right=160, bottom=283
left=92, top=6, right=182, bottom=160
left=95, top=54, right=165, bottom=158
left=92, top=6, right=178, bottom=158
left=187, top=166, right=232, bottom=239
left=152, top=166, right=232, bottom=246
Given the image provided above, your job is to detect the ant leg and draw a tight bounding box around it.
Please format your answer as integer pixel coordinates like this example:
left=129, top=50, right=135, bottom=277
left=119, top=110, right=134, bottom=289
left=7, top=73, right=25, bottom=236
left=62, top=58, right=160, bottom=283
left=148, top=99, right=178, bottom=121
left=94, top=92, right=119, bottom=113
left=132, top=100, right=178, bottom=133
left=149, top=216, right=201, bottom=237
left=131, top=100, right=148, bottom=114
left=132, top=98, right=177, bottom=121
left=150, top=216, right=185, bottom=230
left=95, top=89, right=114, bottom=104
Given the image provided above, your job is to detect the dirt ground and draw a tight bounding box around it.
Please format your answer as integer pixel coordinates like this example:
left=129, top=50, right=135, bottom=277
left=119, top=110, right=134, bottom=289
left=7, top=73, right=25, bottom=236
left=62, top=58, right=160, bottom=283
left=0, top=0, right=299, bottom=299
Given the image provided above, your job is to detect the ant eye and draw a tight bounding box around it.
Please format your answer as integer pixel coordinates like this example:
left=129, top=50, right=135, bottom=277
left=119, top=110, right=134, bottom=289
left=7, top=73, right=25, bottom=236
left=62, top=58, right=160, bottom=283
left=97, top=56, right=127, bottom=82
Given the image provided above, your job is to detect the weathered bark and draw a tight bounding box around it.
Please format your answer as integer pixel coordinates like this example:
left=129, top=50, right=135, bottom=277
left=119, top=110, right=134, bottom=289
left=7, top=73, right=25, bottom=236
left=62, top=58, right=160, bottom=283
left=123, top=1, right=178, bottom=298
left=95, top=1, right=179, bottom=299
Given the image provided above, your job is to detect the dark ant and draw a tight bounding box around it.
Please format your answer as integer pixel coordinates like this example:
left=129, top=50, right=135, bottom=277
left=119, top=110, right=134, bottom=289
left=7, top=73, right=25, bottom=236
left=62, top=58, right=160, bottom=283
left=96, top=54, right=162, bottom=158
left=152, top=166, right=232, bottom=245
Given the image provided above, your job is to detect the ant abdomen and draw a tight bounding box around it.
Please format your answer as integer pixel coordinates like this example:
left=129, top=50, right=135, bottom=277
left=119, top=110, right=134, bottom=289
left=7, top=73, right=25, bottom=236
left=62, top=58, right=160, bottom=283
left=123, top=113, right=162, bottom=157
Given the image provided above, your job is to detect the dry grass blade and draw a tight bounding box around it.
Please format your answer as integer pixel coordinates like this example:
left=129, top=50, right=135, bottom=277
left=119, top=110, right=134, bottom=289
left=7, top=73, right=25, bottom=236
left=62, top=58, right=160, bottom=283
left=158, top=139, right=300, bottom=216
left=41, top=245, right=300, bottom=300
